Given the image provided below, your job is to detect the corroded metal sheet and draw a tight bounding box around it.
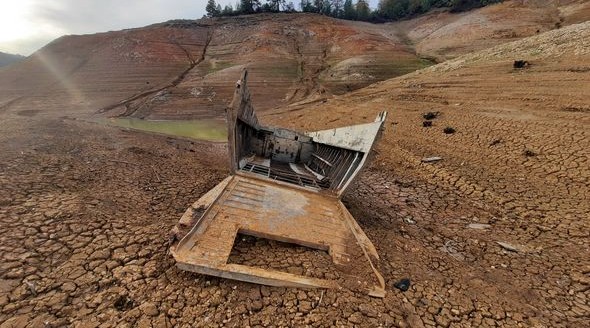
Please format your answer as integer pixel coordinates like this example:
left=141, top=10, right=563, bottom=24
left=170, top=69, right=387, bottom=297
left=305, top=113, right=387, bottom=153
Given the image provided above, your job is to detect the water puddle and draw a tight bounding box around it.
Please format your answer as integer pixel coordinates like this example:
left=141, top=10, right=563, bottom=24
left=103, top=117, right=227, bottom=142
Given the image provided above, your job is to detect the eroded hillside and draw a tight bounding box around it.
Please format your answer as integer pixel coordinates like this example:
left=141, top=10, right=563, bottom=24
left=0, top=14, right=429, bottom=120
left=2, top=1, right=588, bottom=121
left=395, top=0, right=590, bottom=60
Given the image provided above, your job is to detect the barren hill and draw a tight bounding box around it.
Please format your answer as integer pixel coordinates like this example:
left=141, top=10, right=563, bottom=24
left=1, top=1, right=588, bottom=120
left=0, top=52, right=25, bottom=67
left=0, top=14, right=428, bottom=120
left=395, top=0, right=590, bottom=61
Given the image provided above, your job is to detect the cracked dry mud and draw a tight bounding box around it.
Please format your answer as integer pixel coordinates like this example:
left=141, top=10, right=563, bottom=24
left=1, top=103, right=589, bottom=327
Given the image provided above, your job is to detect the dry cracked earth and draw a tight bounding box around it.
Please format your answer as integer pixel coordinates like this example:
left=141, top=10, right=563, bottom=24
left=2, top=8, right=590, bottom=328
left=2, top=104, right=588, bottom=327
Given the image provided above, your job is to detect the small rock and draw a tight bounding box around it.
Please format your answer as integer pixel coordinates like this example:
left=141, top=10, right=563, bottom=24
left=296, top=291, right=307, bottom=301
left=248, top=287, right=261, bottom=300
left=421, top=156, right=442, bottom=163
left=89, top=249, right=110, bottom=261
left=490, top=138, right=502, bottom=146
left=114, top=295, right=134, bottom=311
left=496, top=241, right=522, bottom=252
left=359, top=303, right=378, bottom=318
left=0, top=315, right=30, bottom=328
left=422, top=112, right=440, bottom=120
left=467, top=223, right=491, bottom=230
left=393, top=278, right=411, bottom=292
left=524, top=149, right=537, bottom=157
left=403, top=216, right=416, bottom=224
left=513, top=60, right=530, bottom=69
left=24, top=280, right=37, bottom=296
left=443, top=127, right=456, bottom=134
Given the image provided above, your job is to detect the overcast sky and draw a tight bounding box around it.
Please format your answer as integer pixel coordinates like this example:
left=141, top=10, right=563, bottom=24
left=0, top=0, right=379, bottom=56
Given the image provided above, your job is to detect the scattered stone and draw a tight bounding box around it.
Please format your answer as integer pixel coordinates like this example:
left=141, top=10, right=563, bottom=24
left=489, top=138, right=502, bottom=146
left=440, top=240, right=466, bottom=261
left=423, top=112, right=440, bottom=120
left=61, top=281, right=77, bottom=293
left=423, top=120, right=433, bottom=127
left=359, top=303, right=378, bottom=318
left=443, top=127, right=456, bottom=134
left=298, top=300, right=313, bottom=313
left=404, top=216, right=416, bottom=224
left=24, top=280, right=37, bottom=296
left=524, top=149, right=537, bottom=157
left=393, top=278, right=411, bottom=292
left=421, top=156, right=442, bottom=163
left=496, top=241, right=522, bottom=252
left=468, top=223, right=491, bottom=230
left=114, top=295, right=134, bottom=311
left=513, top=60, right=530, bottom=69
left=88, top=249, right=110, bottom=261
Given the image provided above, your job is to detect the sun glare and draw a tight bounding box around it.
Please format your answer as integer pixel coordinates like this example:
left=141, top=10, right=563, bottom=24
left=0, top=0, right=66, bottom=54
left=0, top=1, right=36, bottom=43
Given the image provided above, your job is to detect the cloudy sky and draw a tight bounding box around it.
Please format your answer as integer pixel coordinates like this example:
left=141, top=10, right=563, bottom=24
left=0, top=0, right=379, bottom=56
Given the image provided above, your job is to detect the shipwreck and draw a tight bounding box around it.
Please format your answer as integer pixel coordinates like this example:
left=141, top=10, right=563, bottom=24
left=170, top=70, right=388, bottom=297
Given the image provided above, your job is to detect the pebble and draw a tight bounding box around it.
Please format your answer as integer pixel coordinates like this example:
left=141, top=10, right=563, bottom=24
left=421, top=156, right=443, bottom=163
left=496, top=241, right=522, bottom=252
left=468, top=223, right=491, bottom=230
left=394, top=278, right=411, bottom=292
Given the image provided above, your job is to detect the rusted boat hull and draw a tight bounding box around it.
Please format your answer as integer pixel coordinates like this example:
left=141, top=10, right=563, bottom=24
left=170, top=70, right=387, bottom=297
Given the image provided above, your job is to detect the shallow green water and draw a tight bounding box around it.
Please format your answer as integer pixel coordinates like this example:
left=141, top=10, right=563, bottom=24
left=105, top=118, right=227, bottom=142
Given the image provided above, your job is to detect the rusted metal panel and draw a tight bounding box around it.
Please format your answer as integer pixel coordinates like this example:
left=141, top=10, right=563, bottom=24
left=170, top=69, right=388, bottom=297
left=305, top=112, right=387, bottom=153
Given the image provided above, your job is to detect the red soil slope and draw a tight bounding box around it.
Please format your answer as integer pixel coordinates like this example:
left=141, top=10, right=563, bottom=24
left=2, top=1, right=587, bottom=121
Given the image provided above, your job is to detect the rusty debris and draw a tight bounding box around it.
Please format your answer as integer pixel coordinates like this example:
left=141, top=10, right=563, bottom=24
left=170, top=70, right=388, bottom=297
